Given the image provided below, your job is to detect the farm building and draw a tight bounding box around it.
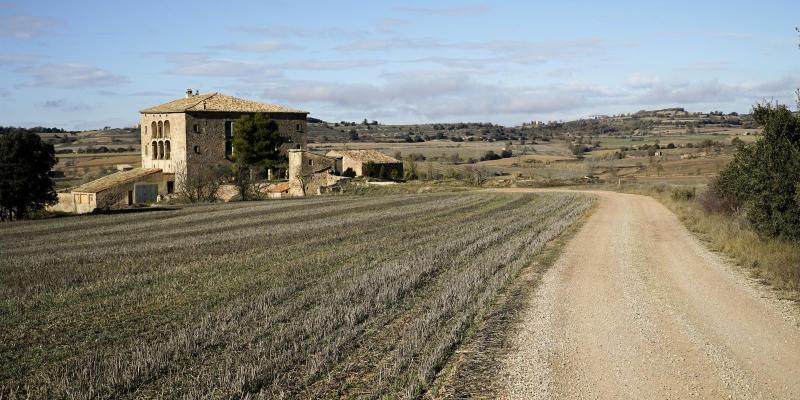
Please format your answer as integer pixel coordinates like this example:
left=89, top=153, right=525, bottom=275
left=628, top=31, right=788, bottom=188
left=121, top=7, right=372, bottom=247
left=52, top=90, right=309, bottom=213
left=51, top=168, right=163, bottom=213
left=325, top=150, right=403, bottom=179
left=140, top=89, right=308, bottom=184
left=287, top=150, right=349, bottom=196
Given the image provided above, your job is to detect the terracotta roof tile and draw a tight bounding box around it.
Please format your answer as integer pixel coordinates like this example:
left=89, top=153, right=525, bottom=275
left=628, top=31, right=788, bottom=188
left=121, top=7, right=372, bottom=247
left=141, top=93, right=307, bottom=114
left=325, top=150, right=400, bottom=164
left=72, top=168, right=161, bottom=193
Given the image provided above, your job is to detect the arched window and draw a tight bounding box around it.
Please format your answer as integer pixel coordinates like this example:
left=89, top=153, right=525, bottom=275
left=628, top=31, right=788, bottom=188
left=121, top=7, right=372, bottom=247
left=164, top=140, right=171, bottom=160
left=157, top=121, right=163, bottom=138
left=151, top=122, right=157, bottom=138
left=151, top=141, right=157, bottom=160
left=158, top=141, right=164, bottom=160
left=163, top=120, right=170, bottom=137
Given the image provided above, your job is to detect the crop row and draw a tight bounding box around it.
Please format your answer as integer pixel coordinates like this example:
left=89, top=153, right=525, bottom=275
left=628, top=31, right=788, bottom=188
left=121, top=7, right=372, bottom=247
left=0, top=192, right=593, bottom=399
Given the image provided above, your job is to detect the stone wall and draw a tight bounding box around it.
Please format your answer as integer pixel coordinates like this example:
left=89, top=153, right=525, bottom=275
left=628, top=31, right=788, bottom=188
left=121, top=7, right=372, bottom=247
left=288, top=150, right=346, bottom=196
left=140, top=113, right=186, bottom=175
left=140, top=111, right=307, bottom=195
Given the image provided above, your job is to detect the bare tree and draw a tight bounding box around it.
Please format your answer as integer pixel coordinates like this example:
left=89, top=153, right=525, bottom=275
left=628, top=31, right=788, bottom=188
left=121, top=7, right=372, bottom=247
left=464, top=165, right=489, bottom=186
left=175, top=161, right=226, bottom=203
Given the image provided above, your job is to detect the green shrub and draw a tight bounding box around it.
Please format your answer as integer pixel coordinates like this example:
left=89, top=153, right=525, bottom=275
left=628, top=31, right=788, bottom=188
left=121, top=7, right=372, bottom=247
left=715, top=103, right=800, bottom=240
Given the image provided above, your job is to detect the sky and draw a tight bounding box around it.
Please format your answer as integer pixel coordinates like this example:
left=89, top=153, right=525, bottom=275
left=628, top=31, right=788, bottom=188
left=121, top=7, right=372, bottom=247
left=0, top=0, right=798, bottom=130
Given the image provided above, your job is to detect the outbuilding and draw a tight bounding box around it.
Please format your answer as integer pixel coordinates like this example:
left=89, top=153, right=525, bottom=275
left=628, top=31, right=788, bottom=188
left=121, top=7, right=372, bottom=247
left=325, top=149, right=403, bottom=179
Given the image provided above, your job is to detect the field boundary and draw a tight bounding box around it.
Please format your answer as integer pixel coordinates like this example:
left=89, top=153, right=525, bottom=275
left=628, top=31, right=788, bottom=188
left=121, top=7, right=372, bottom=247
left=425, top=196, right=598, bottom=398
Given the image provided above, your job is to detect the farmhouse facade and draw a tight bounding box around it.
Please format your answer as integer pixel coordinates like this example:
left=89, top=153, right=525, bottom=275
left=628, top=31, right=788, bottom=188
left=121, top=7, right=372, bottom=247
left=52, top=90, right=408, bottom=214
left=53, top=91, right=309, bottom=213
left=140, top=90, right=308, bottom=186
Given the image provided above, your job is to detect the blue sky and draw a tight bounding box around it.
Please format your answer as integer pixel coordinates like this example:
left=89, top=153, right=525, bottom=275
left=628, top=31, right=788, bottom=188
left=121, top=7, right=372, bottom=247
left=0, top=0, right=798, bottom=129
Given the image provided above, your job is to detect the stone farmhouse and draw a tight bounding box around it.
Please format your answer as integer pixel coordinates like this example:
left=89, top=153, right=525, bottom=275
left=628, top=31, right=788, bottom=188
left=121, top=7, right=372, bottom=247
left=52, top=90, right=403, bottom=213
left=140, top=89, right=308, bottom=187
left=286, top=149, right=403, bottom=196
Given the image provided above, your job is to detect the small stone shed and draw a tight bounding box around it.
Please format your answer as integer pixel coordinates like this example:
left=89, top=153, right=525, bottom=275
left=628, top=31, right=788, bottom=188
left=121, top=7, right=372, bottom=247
left=54, top=168, right=163, bottom=214
left=325, top=150, right=403, bottom=179
left=288, top=150, right=350, bottom=196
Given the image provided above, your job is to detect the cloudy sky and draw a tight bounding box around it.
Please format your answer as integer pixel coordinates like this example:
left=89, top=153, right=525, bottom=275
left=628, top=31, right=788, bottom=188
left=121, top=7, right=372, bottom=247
left=0, top=0, right=798, bottom=129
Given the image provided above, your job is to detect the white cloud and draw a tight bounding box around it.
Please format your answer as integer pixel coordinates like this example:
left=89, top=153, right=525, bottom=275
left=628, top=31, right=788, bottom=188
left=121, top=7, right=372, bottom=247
left=209, top=40, right=301, bottom=53
left=166, top=53, right=280, bottom=78
left=394, top=5, right=489, bottom=17
left=624, top=73, right=662, bottom=89
left=16, top=63, right=127, bottom=88
left=376, top=18, right=407, bottom=33
left=0, top=53, right=36, bottom=65
left=0, top=15, right=55, bottom=39
left=40, top=99, right=90, bottom=112
left=635, top=77, right=799, bottom=105
left=337, top=37, right=605, bottom=65
left=260, top=71, right=613, bottom=121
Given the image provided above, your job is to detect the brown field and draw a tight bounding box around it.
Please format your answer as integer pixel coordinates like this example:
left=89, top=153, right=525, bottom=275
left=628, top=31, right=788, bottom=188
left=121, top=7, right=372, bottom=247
left=0, top=192, right=593, bottom=399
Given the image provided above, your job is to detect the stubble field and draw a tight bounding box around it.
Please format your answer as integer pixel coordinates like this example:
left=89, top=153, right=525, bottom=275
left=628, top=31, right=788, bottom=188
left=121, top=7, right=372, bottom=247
left=0, top=192, right=592, bottom=399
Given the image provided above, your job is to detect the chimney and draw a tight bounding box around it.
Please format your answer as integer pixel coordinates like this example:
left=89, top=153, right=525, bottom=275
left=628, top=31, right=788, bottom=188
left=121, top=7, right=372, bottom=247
left=185, top=88, right=193, bottom=98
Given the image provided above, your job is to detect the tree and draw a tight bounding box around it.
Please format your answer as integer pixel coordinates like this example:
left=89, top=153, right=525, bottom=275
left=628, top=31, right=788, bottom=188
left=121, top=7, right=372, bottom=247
left=0, top=132, right=57, bottom=220
left=232, top=114, right=285, bottom=200
left=175, top=160, right=227, bottom=203
left=714, top=103, right=800, bottom=240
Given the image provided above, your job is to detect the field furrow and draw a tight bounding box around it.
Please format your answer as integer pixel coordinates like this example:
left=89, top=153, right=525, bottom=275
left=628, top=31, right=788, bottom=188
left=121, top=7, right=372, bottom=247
left=0, top=192, right=593, bottom=399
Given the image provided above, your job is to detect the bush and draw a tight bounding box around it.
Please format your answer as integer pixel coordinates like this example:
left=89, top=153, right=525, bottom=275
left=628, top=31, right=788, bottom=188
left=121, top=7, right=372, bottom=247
left=480, top=151, right=500, bottom=161
left=699, top=182, right=740, bottom=215
left=670, top=187, right=696, bottom=202
left=715, top=103, right=800, bottom=240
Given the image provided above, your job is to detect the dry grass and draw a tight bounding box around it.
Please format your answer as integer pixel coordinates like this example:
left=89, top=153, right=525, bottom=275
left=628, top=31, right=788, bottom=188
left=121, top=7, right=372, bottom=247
left=0, top=192, right=593, bottom=399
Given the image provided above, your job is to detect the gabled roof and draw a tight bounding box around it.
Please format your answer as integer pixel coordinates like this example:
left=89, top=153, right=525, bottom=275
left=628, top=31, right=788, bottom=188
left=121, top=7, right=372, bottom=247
left=140, top=92, right=307, bottom=114
left=326, top=149, right=400, bottom=164
left=72, top=168, right=161, bottom=194
left=266, top=182, right=291, bottom=193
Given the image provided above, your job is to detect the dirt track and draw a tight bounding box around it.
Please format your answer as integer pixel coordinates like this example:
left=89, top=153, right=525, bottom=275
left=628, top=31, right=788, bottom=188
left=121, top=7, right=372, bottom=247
left=497, top=190, right=800, bottom=399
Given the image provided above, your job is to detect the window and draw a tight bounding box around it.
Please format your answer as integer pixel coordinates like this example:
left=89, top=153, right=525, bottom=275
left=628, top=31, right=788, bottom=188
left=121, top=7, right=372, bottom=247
left=224, top=121, right=234, bottom=157
left=296, top=124, right=302, bottom=131
left=308, top=159, right=314, bottom=166
left=158, top=141, right=164, bottom=160
left=151, top=141, right=157, bottom=160
left=194, top=145, right=200, bottom=154
left=151, top=122, right=157, bottom=138
left=164, top=140, right=171, bottom=160
left=163, top=120, right=170, bottom=137
left=157, top=121, right=163, bottom=138
left=193, top=124, right=199, bottom=133
left=166, top=181, right=174, bottom=194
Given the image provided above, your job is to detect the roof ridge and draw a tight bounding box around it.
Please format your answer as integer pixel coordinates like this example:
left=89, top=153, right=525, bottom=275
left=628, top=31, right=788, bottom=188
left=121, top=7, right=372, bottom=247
left=187, top=92, right=217, bottom=111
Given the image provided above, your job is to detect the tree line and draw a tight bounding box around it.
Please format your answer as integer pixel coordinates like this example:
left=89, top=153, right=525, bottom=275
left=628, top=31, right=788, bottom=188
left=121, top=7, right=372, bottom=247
left=0, top=126, right=67, bottom=135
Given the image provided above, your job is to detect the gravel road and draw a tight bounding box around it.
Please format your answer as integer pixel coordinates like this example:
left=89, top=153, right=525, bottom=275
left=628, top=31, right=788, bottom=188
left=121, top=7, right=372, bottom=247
left=497, top=190, right=800, bottom=399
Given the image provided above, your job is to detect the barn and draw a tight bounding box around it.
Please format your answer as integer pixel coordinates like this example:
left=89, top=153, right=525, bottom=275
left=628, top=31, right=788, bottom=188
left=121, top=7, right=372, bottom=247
left=325, top=150, right=403, bottom=179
